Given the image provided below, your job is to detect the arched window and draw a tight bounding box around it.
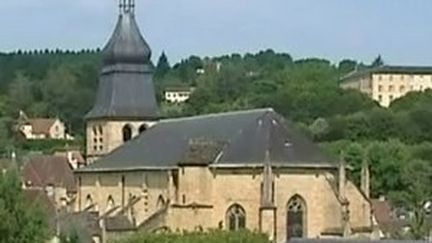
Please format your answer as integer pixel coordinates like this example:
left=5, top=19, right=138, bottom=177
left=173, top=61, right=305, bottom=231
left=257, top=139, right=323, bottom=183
left=226, top=204, right=246, bottom=231
left=139, top=124, right=147, bottom=134
left=122, top=124, right=133, bottom=142
left=287, top=195, right=307, bottom=239
left=85, top=194, right=93, bottom=208
left=157, top=195, right=165, bottom=209
left=106, top=196, right=115, bottom=212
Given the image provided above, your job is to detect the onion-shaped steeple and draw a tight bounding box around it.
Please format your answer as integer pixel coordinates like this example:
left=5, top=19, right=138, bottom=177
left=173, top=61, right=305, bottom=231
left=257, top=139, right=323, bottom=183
left=86, top=0, right=159, bottom=120
left=102, top=0, right=152, bottom=66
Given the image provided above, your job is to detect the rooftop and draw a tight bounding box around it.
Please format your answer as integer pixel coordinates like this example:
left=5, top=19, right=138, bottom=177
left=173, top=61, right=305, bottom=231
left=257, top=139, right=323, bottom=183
left=79, top=108, right=334, bottom=172
left=341, top=65, right=432, bottom=81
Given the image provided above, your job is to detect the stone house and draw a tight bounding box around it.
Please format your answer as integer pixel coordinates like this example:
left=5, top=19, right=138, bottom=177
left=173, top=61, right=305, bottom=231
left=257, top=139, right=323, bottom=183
left=22, top=155, right=76, bottom=210
left=17, top=111, right=73, bottom=140
left=74, top=2, right=375, bottom=242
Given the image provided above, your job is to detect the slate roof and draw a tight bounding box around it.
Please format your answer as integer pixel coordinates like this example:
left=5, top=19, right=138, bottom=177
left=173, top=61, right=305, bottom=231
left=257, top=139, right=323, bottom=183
left=85, top=4, right=158, bottom=120
left=341, top=65, right=432, bottom=81
left=23, top=155, right=76, bottom=192
left=105, top=215, right=135, bottom=232
left=102, top=7, right=151, bottom=66
left=79, top=108, right=334, bottom=172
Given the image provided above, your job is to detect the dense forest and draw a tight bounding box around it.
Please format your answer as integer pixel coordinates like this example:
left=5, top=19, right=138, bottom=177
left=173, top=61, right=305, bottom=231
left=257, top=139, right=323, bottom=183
left=0, top=49, right=431, bottom=238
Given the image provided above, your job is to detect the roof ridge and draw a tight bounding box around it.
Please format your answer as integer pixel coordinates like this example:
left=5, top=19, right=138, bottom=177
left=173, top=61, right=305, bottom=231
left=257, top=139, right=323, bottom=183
left=159, top=108, right=275, bottom=124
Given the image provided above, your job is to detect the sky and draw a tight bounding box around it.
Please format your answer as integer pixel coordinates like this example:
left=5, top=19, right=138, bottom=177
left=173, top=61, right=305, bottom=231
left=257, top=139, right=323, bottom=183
left=1, top=0, right=432, bottom=65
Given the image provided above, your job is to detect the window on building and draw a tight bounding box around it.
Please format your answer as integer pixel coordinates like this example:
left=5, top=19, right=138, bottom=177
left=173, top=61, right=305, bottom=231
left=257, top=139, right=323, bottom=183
left=400, top=85, right=405, bottom=93
left=378, top=95, right=383, bottom=102
left=85, top=195, right=93, bottom=209
left=388, top=85, right=394, bottom=92
left=157, top=195, right=166, bottom=209
left=389, top=95, right=394, bottom=102
left=378, top=75, right=382, bottom=81
left=122, top=124, right=133, bottom=142
left=92, top=126, right=97, bottom=136
left=378, top=85, right=383, bottom=92
left=389, top=75, right=393, bottom=81
left=93, top=146, right=98, bottom=151
left=287, top=195, right=307, bottom=239
left=98, top=126, right=103, bottom=135
left=106, top=196, right=115, bottom=212
left=139, top=124, right=147, bottom=134
left=226, top=204, right=246, bottom=231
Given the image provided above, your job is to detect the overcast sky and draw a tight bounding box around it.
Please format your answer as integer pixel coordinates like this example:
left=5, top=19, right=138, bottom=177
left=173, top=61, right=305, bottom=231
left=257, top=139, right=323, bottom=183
left=1, top=0, right=432, bottom=65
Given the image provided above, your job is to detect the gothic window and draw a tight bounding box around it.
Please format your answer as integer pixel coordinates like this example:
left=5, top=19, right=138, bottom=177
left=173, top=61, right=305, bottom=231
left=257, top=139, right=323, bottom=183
left=139, top=124, right=147, bottom=134
left=226, top=204, right=246, bottom=231
left=157, top=195, right=165, bottom=209
left=122, top=124, right=133, bottom=142
left=85, top=194, right=93, bottom=208
left=287, top=195, right=307, bottom=239
left=107, top=196, right=115, bottom=211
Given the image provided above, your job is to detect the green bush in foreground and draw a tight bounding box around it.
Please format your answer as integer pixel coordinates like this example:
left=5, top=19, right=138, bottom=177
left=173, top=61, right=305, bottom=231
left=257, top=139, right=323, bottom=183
left=113, top=230, right=270, bottom=243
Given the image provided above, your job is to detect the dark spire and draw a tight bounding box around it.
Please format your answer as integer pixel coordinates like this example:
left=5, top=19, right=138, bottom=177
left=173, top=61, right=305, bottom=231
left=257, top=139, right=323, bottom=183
left=86, top=1, right=159, bottom=120
left=102, top=0, right=151, bottom=67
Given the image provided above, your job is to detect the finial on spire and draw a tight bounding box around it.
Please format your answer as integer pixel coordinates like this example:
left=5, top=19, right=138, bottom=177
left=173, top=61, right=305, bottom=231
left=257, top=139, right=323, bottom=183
left=119, top=0, right=135, bottom=14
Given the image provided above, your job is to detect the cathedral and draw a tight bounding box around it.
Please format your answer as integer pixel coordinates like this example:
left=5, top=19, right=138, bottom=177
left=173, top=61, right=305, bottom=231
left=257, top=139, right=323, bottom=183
left=75, top=1, right=374, bottom=242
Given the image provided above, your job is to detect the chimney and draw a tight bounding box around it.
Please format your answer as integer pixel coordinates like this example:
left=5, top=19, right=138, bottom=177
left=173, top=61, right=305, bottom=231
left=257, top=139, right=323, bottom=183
left=338, top=152, right=347, bottom=200
left=361, top=157, right=370, bottom=199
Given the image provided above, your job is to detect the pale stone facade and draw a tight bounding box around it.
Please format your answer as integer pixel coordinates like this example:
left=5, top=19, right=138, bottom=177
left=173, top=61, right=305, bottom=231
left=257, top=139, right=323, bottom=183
left=340, top=66, right=432, bottom=107
left=86, top=120, right=157, bottom=163
left=76, top=165, right=372, bottom=242
left=19, top=118, right=71, bottom=140
left=76, top=2, right=374, bottom=242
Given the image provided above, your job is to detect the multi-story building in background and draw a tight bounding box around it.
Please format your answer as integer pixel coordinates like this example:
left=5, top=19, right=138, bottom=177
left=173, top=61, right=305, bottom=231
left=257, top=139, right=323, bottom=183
left=340, top=66, right=432, bottom=107
left=164, top=87, right=195, bottom=103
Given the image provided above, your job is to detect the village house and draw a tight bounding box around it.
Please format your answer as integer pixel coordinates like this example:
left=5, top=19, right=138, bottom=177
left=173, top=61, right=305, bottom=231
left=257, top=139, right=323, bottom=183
left=164, top=87, right=195, bottom=103
left=74, top=2, right=377, bottom=242
left=22, top=155, right=76, bottom=211
left=17, top=111, right=74, bottom=140
left=340, top=66, right=432, bottom=107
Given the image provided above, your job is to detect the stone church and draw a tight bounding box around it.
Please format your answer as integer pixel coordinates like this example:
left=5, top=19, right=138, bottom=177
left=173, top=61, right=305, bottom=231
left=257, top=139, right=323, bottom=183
left=75, top=1, right=374, bottom=242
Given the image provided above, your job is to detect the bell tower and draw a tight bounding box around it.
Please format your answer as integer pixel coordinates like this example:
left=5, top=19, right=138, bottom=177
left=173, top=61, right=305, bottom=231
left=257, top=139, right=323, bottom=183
left=85, top=0, right=159, bottom=163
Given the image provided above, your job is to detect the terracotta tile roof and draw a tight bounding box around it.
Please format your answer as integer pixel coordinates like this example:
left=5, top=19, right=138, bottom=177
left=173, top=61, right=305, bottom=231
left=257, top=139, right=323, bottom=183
left=371, top=198, right=404, bottom=234
left=54, top=151, right=86, bottom=165
left=28, top=118, right=57, bottom=135
left=371, top=199, right=393, bottom=225
left=22, top=155, right=76, bottom=192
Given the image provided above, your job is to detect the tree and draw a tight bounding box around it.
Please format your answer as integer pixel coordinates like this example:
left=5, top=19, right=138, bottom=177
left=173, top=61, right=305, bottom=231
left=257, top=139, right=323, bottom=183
left=8, top=72, right=35, bottom=113
left=338, top=59, right=357, bottom=74
left=155, top=52, right=171, bottom=79
left=0, top=171, right=49, bottom=243
left=392, top=160, right=432, bottom=239
left=371, top=55, right=384, bottom=67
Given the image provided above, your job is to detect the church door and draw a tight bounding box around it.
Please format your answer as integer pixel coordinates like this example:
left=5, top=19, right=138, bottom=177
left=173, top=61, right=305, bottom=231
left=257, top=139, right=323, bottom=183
left=287, top=195, right=306, bottom=239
